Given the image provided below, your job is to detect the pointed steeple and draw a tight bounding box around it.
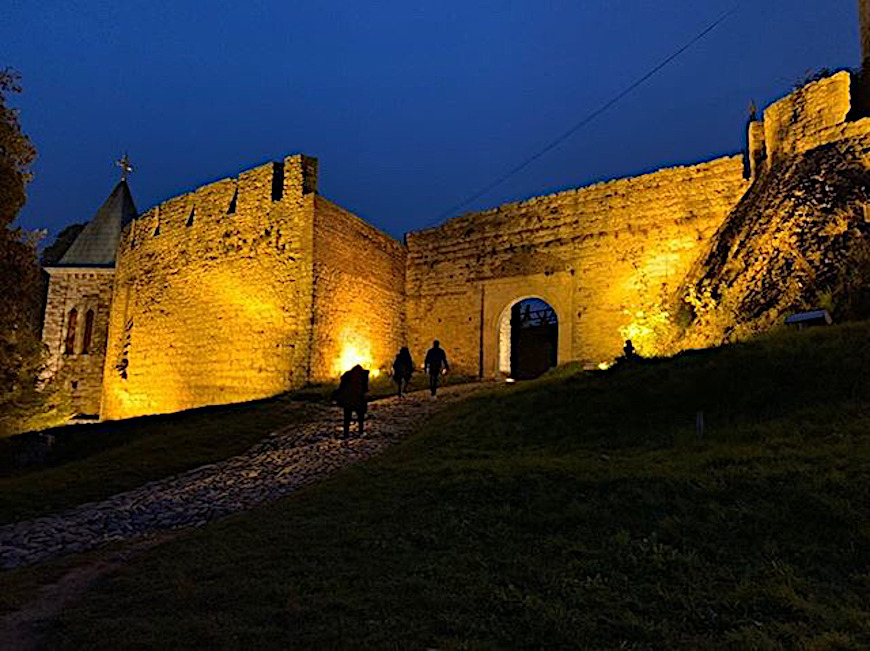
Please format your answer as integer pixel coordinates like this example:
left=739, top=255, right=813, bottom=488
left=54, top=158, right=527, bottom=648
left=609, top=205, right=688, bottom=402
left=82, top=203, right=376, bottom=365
left=55, top=179, right=138, bottom=267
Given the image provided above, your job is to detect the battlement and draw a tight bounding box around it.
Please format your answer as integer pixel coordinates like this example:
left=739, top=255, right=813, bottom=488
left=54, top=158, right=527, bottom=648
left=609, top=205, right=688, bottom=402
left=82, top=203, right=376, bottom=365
left=101, top=154, right=319, bottom=420
left=121, top=154, right=317, bottom=254
left=100, top=152, right=406, bottom=420
left=755, top=71, right=870, bottom=165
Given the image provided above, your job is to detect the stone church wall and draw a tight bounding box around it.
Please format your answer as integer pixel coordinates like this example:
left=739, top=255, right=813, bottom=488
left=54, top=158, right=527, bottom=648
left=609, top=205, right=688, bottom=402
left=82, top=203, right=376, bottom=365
left=310, top=197, right=407, bottom=381
left=101, top=155, right=318, bottom=420
left=406, top=156, right=750, bottom=374
left=41, top=268, right=115, bottom=415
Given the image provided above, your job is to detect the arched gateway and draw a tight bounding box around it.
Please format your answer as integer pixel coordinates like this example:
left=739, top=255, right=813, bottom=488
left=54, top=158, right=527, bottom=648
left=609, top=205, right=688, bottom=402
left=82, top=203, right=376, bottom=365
left=498, top=297, right=559, bottom=379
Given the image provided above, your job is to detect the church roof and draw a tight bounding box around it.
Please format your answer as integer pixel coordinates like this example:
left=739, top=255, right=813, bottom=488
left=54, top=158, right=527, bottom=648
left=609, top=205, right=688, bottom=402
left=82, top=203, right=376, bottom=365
left=55, top=180, right=138, bottom=267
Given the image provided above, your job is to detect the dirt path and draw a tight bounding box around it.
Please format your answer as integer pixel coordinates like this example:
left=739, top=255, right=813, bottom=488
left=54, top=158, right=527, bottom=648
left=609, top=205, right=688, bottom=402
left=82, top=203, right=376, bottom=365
left=0, top=534, right=174, bottom=651
left=0, top=383, right=489, bottom=648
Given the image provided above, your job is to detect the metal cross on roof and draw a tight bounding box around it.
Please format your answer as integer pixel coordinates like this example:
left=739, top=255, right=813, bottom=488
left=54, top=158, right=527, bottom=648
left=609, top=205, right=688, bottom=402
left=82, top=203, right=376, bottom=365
left=116, top=152, right=133, bottom=181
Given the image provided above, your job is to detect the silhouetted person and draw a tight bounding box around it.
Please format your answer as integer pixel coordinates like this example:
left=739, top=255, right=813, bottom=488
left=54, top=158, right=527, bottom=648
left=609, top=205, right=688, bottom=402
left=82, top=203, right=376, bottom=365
left=332, top=364, right=369, bottom=438
left=424, top=340, right=449, bottom=398
left=392, top=347, right=414, bottom=398
left=623, top=339, right=637, bottom=361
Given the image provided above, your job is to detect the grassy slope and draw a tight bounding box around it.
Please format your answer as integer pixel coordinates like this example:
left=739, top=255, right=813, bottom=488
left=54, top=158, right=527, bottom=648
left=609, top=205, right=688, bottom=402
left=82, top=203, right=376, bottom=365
left=0, top=372, right=472, bottom=525
left=0, top=395, right=316, bottom=525
left=33, top=323, right=870, bottom=648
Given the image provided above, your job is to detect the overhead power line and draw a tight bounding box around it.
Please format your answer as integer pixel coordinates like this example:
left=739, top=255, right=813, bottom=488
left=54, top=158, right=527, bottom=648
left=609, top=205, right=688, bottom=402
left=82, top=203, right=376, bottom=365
left=432, top=2, right=743, bottom=224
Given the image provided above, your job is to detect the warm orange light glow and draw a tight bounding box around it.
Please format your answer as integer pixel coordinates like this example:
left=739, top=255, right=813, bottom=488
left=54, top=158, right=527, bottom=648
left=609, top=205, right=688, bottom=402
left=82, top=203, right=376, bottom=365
left=597, top=361, right=612, bottom=370
left=333, top=336, right=374, bottom=377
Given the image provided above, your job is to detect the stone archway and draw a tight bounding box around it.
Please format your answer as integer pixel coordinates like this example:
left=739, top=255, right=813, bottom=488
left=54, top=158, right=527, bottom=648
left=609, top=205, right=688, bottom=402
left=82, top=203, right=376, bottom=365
left=479, top=271, right=575, bottom=380
left=497, top=296, right=559, bottom=379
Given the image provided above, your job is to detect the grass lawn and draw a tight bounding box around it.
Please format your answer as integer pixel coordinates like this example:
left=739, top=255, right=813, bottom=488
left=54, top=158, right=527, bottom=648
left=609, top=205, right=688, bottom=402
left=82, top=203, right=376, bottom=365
left=21, top=323, right=870, bottom=647
left=0, top=395, right=316, bottom=525
left=0, top=372, right=474, bottom=526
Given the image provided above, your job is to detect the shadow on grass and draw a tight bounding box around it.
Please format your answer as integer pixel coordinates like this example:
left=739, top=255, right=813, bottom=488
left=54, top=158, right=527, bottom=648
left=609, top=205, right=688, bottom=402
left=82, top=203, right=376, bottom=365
left=0, top=372, right=478, bottom=525
left=5, top=323, right=870, bottom=647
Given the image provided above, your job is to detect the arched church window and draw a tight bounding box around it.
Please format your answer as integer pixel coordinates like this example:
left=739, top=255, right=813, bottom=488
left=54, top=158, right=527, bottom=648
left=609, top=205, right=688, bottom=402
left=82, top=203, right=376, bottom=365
left=64, top=308, right=78, bottom=355
left=81, top=309, right=95, bottom=354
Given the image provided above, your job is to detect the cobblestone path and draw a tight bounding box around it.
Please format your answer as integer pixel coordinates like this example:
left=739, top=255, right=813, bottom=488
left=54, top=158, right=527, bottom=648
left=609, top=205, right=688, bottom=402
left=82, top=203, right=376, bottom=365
left=0, top=383, right=489, bottom=570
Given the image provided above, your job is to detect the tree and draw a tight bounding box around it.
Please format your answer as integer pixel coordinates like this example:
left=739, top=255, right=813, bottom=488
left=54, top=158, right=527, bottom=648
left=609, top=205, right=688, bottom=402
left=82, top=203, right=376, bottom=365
left=0, top=68, right=64, bottom=435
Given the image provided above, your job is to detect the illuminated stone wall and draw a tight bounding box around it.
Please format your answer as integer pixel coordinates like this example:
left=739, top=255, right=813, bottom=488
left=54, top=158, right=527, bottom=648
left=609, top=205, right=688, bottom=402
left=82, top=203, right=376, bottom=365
left=406, top=156, right=750, bottom=373
left=763, top=72, right=870, bottom=161
left=101, top=155, right=318, bottom=420
left=680, top=72, right=870, bottom=346
left=310, top=197, right=406, bottom=381
left=94, top=71, right=870, bottom=420
left=41, top=268, right=115, bottom=415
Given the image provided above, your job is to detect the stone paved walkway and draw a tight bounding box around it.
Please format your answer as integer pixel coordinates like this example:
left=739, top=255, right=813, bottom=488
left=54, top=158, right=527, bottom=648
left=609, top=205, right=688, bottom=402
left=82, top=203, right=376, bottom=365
left=0, top=383, right=489, bottom=570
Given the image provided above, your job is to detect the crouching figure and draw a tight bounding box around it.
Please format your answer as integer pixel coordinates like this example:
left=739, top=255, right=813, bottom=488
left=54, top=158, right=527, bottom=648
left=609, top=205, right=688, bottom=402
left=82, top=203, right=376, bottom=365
left=333, top=364, right=369, bottom=439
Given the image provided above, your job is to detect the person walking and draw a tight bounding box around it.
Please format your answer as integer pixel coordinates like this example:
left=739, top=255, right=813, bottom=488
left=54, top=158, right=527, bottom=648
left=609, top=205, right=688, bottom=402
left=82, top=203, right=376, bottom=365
left=332, top=364, right=369, bottom=439
left=392, top=347, right=414, bottom=398
left=424, top=340, right=449, bottom=398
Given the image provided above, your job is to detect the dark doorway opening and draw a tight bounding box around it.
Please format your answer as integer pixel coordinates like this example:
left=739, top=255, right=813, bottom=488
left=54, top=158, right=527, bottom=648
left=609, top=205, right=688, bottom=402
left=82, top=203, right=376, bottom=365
left=509, top=298, right=558, bottom=379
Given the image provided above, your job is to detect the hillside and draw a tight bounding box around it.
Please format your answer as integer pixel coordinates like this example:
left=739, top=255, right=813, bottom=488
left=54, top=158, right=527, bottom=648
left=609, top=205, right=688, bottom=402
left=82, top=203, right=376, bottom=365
left=678, top=127, right=870, bottom=349
left=28, top=321, right=870, bottom=649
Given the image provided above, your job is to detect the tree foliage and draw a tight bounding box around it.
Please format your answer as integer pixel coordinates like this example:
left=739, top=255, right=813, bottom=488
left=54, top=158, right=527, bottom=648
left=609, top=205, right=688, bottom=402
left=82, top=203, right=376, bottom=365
left=0, top=68, right=65, bottom=435
left=0, top=69, right=36, bottom=228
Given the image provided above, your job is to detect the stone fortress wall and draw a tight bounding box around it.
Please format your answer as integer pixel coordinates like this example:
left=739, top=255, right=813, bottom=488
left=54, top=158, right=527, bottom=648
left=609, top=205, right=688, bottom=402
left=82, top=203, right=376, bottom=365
left=99, top=155, right=407, bottom=421
left=101, top=156, right=320, bottom=420
left=691, top=70, right=870, bottom=345
left=88, top=69, right=870, bottom=421
left=405, top=157, right=750, bottom=374
left=762, top=71, right=863, bottom=162
left=405, top=70, right=870, bottom=377
left=310, top=197, right=406, bottom=382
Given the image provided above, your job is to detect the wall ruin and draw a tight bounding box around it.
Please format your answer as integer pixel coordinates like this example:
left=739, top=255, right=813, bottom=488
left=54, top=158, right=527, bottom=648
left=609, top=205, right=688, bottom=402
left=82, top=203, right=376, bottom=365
left=79, top=69, right=870, bottom=420
left=763, top=72, right=856, bottom=162
left=101, top=156, right=318, bottom=420
left=310, top=197, right=406, bottom=381
left=681, top=71, right=870, bottom=347
left=406, top=156, right=750, bottom=374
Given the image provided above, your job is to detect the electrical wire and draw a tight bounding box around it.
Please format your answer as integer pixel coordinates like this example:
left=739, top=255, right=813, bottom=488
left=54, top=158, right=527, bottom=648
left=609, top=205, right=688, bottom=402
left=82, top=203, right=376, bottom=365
left=431, top=2, right=743, bottom=225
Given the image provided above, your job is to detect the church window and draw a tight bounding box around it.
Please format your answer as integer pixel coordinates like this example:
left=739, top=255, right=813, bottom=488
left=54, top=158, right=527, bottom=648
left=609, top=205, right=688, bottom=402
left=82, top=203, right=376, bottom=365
left=227, top=188, right=238, bottom=214
left=186, top=208, right=195, bottom=226
left=64, top=308, right=78, bottom=354
left=81, top=309, right=95, bottom=354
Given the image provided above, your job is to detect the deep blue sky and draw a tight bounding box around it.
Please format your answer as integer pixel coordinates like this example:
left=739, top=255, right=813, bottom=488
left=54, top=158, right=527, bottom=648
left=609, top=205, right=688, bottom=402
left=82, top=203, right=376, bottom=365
left=1, top=0, right=861, bottom=241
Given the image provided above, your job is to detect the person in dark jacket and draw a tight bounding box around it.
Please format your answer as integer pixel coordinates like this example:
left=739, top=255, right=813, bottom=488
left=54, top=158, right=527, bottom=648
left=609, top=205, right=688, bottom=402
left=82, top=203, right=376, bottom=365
left=423, top=340, right=449, bottom=398
left=332, top=364, right=369, bottom=438
left=392, top=347, right=414, bottom=398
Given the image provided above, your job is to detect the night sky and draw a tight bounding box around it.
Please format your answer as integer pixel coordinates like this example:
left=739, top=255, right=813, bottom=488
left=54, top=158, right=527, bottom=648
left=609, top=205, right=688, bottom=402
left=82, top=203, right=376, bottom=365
left=1, top=1, right=861, bottom=242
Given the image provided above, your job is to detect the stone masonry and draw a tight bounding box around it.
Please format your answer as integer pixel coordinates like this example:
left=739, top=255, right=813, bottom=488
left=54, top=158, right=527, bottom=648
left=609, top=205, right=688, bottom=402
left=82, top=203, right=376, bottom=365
left=99, top=156, right=408, bottom=420
left=405, top=156, right=750, bottom=371
left=0, top=384, right=489, bottom=570
left=41, top=58, right=870, bottom=422
left=41, top=269, right=115, bottom=415
left=41, top=180, right=138, bottom=416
